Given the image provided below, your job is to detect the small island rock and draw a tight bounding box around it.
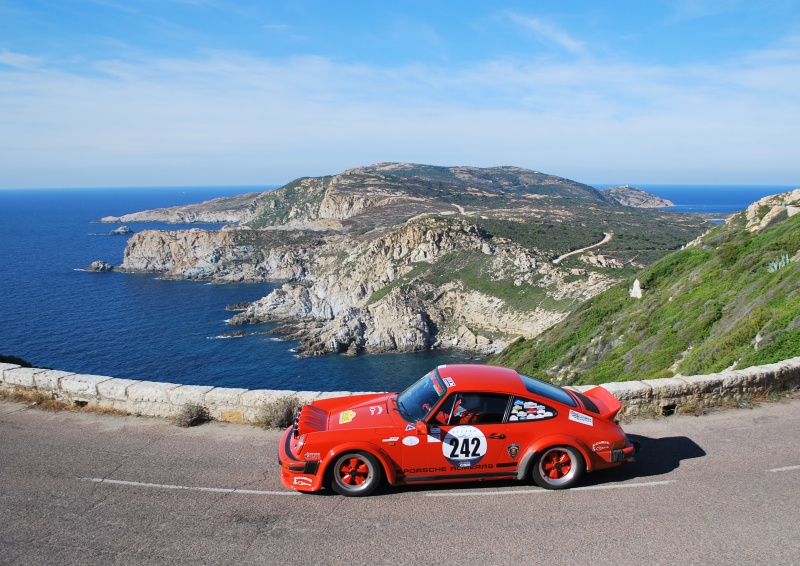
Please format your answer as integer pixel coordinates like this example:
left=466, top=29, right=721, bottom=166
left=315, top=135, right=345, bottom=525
left=88, top=260, right=114, bottom=272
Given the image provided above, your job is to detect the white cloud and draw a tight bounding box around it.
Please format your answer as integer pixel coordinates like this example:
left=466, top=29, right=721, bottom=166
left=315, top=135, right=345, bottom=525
left=669, top=0, right=743, bottom=22
left=0, top=49, right=44, bottom=70
left=507, top=14, right=589, bottom=58
left=0, top=37, right=798, bottom=188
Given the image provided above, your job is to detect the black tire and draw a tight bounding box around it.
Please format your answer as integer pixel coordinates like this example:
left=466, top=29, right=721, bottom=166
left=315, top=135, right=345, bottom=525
left=531, top=445, right=585, bottom=490
left=329, top=451, right=382, bottom=497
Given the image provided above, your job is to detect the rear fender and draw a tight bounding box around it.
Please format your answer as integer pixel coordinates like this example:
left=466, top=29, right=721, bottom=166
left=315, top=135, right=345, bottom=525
left=320, top=442, right=399, bottom=486
left=516, top=434, right=593, bottom=480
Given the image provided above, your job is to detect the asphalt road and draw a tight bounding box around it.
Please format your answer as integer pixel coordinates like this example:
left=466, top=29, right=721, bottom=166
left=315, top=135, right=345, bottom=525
left=2, top=397, right=799, bottom=566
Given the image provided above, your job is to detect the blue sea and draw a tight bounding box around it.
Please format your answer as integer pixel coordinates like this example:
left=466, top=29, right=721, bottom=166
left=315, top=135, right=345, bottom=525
left=612, top=184, right=791, bottom=216
left=0, top=184, right=794, bottom=392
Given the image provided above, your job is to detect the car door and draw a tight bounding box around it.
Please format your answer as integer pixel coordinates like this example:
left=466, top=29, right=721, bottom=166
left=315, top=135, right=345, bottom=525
left=400, top=392, right=514, bottom=481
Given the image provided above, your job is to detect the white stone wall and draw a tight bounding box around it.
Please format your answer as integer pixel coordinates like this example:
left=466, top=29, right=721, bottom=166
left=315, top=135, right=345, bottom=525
left=2, top=357, right=799, bottom=423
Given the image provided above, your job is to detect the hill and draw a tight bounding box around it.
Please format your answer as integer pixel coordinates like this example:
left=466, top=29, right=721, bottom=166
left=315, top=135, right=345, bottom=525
left=492, top=190, right=800, bottom=384
left=98, top=163, right=710, bottom=357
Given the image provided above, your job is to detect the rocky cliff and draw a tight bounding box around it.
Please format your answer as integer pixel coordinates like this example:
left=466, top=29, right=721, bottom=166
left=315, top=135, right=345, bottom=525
left=120, top=227, right=314, bottom=282
left=108, top=163, right=710, bottom=356
left=224, top=217, right=615, bottom=356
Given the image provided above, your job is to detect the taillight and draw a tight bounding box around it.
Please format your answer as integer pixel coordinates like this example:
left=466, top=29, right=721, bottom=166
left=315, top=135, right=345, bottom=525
left=292, top=409, right=301, bottom=438
left=611, top=438, right=626, bottom=450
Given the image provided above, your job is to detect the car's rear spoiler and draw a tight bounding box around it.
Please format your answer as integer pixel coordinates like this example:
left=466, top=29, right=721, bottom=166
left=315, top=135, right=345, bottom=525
left=577, top=386, right=623, bottom=421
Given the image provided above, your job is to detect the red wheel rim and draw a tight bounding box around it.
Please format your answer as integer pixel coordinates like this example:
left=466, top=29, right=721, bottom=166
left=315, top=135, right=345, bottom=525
left=338, top=457, right=370, bottom=485
left=542, top=450, right=572, bottom=480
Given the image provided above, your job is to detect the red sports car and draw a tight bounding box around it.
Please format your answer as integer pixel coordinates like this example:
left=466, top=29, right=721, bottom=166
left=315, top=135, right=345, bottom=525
left=278, top=364, right=637, bottom=496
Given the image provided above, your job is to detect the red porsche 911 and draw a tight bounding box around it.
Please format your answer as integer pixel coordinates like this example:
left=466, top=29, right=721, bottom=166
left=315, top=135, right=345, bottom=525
left=278, top=364, right=637, bottom=496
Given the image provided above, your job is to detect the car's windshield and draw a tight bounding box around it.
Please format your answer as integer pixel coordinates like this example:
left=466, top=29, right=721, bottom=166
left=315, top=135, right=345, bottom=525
left=396, top=369, right=447, bottom=422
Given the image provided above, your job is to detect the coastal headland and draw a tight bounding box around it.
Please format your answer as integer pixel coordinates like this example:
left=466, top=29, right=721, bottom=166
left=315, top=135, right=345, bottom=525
left=94, top=163, right=709, bottom=359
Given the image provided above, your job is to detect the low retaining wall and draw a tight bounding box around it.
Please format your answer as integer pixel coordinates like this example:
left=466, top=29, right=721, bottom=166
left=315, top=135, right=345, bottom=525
left=2, top=357, right=800, bottom=423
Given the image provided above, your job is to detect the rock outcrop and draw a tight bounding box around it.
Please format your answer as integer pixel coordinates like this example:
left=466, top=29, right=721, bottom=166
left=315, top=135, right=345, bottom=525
left=745, top=188, right=800, bottom=233
left=87, top=260, right=114, bottom=272
left=120, top=228, right=312, bottom=282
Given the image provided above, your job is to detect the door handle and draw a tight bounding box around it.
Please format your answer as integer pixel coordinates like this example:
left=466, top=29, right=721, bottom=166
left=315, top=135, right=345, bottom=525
left=487, top=433, right=506, bottom=439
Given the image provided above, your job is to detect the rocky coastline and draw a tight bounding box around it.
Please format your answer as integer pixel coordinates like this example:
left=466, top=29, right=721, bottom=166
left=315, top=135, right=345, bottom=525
left=95, top=163, right=710, bottom=357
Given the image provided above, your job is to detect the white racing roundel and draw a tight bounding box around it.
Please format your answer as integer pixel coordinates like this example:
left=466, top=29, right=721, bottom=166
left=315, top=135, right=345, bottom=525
left=442, top=425, right=488, bottom=467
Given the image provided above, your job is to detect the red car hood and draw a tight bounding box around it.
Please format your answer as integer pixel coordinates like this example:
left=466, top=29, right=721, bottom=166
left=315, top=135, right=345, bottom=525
left=300, top=393, right=398, bottom=434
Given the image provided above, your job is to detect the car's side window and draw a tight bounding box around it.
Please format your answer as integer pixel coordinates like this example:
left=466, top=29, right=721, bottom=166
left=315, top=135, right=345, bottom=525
left=439, top=393, right=511, bottom=425
left=508, top=397, right=556, bottom=422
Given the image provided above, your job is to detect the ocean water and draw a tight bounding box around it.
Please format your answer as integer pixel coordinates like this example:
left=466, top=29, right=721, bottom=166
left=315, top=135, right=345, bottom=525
left=596, top=184, right=796, bottom=215
left=0, top=187, right=477, bottom=392
left=0, top=184, right=794, bottom=392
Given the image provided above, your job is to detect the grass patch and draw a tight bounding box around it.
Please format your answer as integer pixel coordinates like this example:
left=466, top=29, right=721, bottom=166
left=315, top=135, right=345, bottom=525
left=2, top=388, right=69, bottom=410
left=0, top=387, right=126, bottom=415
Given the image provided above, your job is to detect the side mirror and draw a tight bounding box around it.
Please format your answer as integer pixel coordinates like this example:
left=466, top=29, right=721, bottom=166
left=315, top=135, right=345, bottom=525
left=415, top=420, right=428, bottom=435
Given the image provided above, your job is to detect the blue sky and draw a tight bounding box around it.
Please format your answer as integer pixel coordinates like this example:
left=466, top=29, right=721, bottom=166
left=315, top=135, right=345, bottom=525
left=1, top=1, right=798, bottom=189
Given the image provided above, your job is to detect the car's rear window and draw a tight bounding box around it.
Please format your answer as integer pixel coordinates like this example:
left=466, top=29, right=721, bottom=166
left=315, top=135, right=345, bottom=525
left=519, top=374, right=577, bottom=407
left=571, top=390, right=600, bottom=414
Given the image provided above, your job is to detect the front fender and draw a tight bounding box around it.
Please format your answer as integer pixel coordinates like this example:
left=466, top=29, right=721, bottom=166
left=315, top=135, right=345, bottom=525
left=516, top=434, right=593, bottom=480
left=320, top=441, right=399, bottom=486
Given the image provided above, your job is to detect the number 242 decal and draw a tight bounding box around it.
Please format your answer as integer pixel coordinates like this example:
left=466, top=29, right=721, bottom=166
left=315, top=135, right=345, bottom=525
left=449, top=437, right=481, bottom=458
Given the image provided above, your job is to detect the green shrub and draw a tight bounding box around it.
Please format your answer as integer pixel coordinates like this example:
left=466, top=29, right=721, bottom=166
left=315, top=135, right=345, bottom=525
left=767, top=254, right=791, bottom=273
left=172, top=404, right=210, bottom=427
left=257, top=396, right=303, bottom=429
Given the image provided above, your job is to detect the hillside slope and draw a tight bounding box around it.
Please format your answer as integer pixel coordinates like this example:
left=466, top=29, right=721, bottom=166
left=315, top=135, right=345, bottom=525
left=492, top=190, right=800, bottom=384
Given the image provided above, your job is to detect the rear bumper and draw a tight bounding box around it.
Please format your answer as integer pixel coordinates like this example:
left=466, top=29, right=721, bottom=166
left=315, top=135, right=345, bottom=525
left=278, top=427, right=324, bottom=493
left=595, top=437, right=637, bottom=467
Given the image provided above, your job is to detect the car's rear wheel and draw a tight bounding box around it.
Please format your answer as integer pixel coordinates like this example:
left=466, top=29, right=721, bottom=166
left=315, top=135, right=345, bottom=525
left=329, top=451, right=382, bottom=496
left=532, top=445, right=584, bottom=490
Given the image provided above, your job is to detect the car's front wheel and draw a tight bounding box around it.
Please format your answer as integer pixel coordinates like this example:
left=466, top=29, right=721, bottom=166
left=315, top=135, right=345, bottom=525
left=329, top=451, right=382, bottom=496
left=532, top=445, right=584, bottom=490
